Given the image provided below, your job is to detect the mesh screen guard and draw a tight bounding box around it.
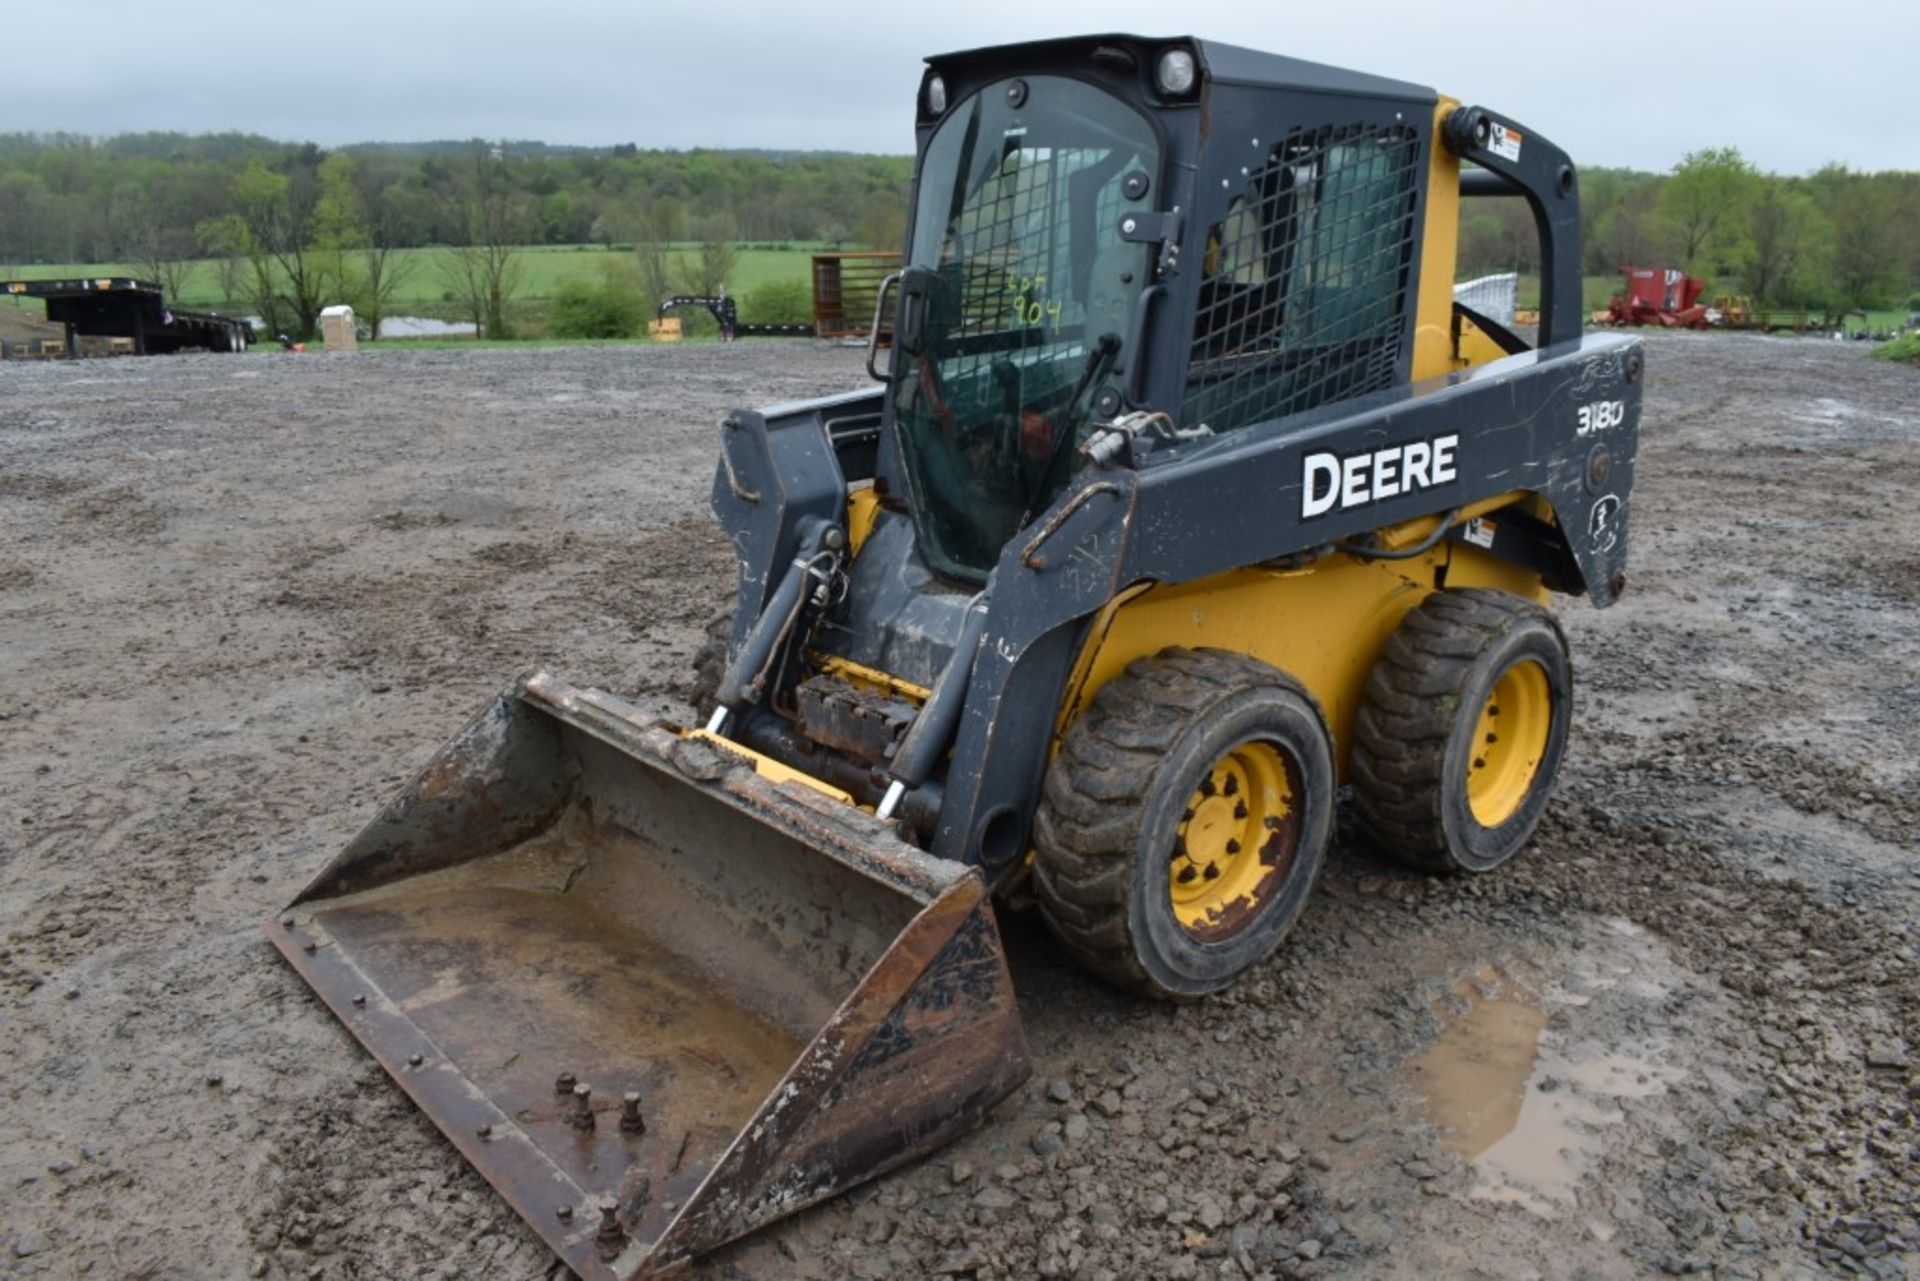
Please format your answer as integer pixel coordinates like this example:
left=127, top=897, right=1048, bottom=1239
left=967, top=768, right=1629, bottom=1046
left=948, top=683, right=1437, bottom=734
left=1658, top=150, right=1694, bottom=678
left=1183, top=123, right=1422, bottom=435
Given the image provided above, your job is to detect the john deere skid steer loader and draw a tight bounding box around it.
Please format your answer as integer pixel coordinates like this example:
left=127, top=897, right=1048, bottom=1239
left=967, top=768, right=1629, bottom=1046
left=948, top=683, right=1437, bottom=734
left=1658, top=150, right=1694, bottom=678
left=272, top=34, right=1642, bottom=1278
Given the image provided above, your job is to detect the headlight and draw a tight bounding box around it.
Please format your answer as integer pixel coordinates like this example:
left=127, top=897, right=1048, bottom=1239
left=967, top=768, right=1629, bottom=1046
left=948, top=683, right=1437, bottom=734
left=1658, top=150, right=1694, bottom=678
left=926, top=75, right=947, bottom=115
left=1155, top=48, right=1197, bottom=96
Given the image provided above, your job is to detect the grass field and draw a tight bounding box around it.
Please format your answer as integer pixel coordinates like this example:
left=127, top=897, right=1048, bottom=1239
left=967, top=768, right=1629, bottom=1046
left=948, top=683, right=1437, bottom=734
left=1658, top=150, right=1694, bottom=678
left=0, top=243, right=829, bottom=315
left=4, top=250, right=1907, bottom=341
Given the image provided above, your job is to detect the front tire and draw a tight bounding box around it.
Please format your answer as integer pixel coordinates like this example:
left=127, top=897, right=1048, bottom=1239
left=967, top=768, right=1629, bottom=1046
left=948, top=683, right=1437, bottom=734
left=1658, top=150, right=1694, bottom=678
left=1350, top=589, right=1572, bottom=873
left=1033, top=648, right=1335, bottom=1000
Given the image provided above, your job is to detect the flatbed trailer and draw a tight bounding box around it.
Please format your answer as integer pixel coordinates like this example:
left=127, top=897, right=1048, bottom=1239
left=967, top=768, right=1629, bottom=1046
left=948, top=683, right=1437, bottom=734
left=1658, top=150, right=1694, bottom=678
left=1, top=277, right=251, bottom=356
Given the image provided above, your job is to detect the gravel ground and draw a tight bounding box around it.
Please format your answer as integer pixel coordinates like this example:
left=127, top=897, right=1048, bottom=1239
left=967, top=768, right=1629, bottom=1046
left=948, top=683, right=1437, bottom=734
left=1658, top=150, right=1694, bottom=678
left=1, top=334, right=1915, bottom=1280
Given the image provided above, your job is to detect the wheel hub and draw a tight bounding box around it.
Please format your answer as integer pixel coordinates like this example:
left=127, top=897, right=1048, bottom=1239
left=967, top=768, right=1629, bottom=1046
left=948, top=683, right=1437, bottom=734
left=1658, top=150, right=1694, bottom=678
left=1170, top=742, right=1299, bottom=938
left=1466, top=657, right=1551, bottom=827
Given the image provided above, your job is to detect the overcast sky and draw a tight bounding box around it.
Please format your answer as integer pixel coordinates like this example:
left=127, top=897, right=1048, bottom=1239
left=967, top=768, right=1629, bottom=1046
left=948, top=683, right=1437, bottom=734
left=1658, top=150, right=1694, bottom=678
left=8, top=2, right=1913, bottom=174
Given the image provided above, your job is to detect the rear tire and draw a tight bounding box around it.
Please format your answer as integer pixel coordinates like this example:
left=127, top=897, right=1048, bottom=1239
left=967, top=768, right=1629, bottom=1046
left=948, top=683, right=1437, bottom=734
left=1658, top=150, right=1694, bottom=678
left=1350, top=589, right=1572, bottom=873
left=1033, top=648, right=1334, bottom=1000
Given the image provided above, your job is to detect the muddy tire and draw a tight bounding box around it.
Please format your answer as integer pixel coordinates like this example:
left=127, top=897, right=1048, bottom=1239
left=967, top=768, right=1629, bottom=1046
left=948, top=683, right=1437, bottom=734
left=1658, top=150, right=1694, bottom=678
left=1032, top=648, right=1335, bottom=1000
left=1351, top=589, right=1572, bottom=874
left=687, top=598, right=736, bottom=713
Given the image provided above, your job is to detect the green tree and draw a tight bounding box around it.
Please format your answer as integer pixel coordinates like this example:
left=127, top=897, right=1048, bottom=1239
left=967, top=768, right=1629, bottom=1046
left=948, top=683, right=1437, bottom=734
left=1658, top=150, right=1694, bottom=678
left=743, top=278, right=811, bottom=325
left=631, top=203, right=677, bottom=311
left=1742, top=180, right=1828, bottom=304
left=548, top=269, right=644, bottom=338
left=110, top=183, right=196, bottom=301
left=227, top=155, right=331, bottom=340
left=1658, top=147, right=1759, bottom=274
left=678, top=216, right=737, bottom=297
left=196, top=214, right=249, bottom=310
left=313, top=151, right=364, bottom=309
left=440, top=145, right=534, bottom=339
left=1825, top=173, right=1900, bottom=307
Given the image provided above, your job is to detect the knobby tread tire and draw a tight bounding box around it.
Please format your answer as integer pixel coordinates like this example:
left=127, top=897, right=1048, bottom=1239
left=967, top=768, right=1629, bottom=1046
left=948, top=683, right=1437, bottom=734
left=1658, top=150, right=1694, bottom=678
left=1033, top=647, right=1327, bottom=997
left=1351, top=588, right=1569, bottom=873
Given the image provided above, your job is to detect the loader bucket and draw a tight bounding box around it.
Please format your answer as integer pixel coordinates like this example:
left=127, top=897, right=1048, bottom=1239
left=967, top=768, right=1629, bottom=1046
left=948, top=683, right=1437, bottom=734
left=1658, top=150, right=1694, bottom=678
left=268, top=671, right=1029, bottom=1279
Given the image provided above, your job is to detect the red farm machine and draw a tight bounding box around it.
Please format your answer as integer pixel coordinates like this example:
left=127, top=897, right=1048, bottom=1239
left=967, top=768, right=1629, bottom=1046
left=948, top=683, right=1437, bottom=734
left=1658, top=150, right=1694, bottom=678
left=1602, top=266, right=1710, bottom=329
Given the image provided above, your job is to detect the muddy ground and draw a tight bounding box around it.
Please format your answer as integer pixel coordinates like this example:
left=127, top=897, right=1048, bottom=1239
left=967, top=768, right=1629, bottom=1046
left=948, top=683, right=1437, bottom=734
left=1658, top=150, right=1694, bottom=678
left=1, top=335, right=1914, bottom=1280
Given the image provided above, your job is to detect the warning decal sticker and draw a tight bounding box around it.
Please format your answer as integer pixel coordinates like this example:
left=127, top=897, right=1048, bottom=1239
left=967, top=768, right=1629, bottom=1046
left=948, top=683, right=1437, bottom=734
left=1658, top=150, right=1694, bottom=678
left=1489, top=122, right=1523, bottom=162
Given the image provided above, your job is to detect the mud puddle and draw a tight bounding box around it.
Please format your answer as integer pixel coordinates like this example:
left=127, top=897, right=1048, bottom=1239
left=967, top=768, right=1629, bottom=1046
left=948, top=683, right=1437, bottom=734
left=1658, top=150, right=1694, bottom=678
left=1408, top=919, right=1689, bottom=1225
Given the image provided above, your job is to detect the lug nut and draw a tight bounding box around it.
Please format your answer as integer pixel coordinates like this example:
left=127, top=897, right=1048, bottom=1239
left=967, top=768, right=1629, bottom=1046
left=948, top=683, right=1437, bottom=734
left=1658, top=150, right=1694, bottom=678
left=620, top=1091, right=646, bottom=1136
left=408, top=1053, right=424, bottom=1068
left=556, top=1204, right=574, bottom=1223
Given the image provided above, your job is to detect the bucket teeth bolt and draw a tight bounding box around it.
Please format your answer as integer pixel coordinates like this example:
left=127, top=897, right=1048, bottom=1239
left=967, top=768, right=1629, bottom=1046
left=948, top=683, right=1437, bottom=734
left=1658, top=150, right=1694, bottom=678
left=596, top=1195, right=627, bottom=1257
left=555, top=1071, right=577, bottom=1095
left=620, top=1091, right=646, bottom=1136
left=570, top=1082, right=595, bottom=1132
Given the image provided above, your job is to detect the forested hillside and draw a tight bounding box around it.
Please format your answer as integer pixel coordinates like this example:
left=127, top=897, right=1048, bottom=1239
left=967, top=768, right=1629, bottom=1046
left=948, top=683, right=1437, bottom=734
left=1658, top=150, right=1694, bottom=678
left=1, top=133, right=1913, bottom=340
left=0, top=133, right=910, bottom=265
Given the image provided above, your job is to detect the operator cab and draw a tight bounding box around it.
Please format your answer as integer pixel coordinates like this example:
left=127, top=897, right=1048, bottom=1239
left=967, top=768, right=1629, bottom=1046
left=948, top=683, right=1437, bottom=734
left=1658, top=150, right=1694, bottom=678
left=881, top=35, right=1450, bottom=586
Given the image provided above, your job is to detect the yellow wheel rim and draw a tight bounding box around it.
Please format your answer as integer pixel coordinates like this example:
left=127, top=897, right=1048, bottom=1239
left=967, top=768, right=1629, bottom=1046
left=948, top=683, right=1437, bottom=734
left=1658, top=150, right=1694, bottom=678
left=1170, top=740, right=1300, bottom=940
left=1466, top=658, right=1552, bottom=828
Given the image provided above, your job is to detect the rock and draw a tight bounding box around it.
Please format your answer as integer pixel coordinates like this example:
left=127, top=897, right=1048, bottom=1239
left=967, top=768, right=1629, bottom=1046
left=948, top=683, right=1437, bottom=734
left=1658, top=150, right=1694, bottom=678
left=1064, top=1114, right=1091, bottom=1144
left=1402, top=1160, right=1440, bottom=1181
left=1092, top=1090, right=1125, bottom=1118
left=1864, top=1043, right=1908, bottom=1070
left=1046, top=1079, right=1073, bottom=1104
left=13, top=1235, right=47, bottom=1259
left=1296, top=1239, right=1324, bottom=1260
left=1254, top=1162, right=1295, bottom=1198
left=1033, top=1132, right=1064, bottom=1158
left=930, top=1247, right=985, bottom=1275
left=949, top=1160, right=974, bottom=1186
left=1331, top=1126, right=1364, bottom=1144
left=974, top=1186, right=1017, bottom=1211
